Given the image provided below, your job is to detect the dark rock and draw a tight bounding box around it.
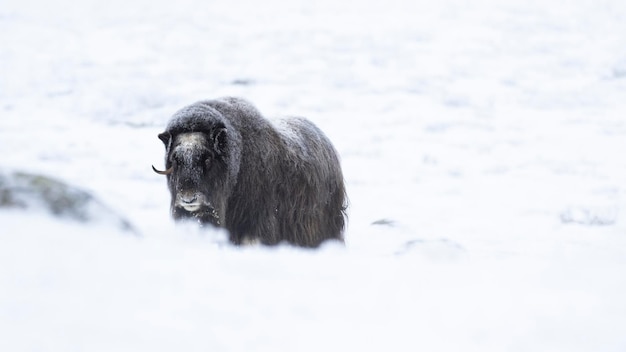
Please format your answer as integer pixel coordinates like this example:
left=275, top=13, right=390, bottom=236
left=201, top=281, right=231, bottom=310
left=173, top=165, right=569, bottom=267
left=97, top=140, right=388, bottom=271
left=231, top=78, right=254, bottom=86
left=371, top=218, right=396, bottom=226
left=0, top=170, right=137, bottom=234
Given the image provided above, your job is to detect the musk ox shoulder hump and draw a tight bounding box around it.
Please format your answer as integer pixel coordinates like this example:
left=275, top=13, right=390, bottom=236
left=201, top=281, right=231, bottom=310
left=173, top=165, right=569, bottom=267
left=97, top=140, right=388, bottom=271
left=272, top=118, right=310, bottom=152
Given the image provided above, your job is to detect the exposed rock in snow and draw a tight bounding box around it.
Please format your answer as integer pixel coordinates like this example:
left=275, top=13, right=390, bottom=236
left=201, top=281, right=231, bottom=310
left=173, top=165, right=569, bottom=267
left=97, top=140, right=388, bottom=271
left=560, top=205, right=618, bottom=226
left=0, top=169, right=137, bottom=234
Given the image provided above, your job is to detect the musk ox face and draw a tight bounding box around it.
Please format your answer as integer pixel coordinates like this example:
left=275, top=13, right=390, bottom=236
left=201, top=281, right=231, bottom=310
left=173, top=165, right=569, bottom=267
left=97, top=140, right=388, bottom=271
left=153, top=126, right=229, bottom=226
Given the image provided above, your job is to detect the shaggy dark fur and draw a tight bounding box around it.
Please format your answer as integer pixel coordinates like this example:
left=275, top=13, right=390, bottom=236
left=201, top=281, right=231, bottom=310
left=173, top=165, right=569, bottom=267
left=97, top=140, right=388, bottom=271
left=155, top=97, right=347, bottom=247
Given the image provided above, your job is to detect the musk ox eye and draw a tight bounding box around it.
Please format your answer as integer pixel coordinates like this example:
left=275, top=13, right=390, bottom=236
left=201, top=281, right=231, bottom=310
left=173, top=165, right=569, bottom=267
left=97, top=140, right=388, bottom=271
left=169, top=155, right=177, bottom=164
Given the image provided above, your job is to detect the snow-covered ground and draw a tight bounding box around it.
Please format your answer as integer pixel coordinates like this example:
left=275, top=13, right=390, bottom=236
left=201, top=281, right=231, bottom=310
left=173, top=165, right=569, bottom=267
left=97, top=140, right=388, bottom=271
left=2, top=0, right=626, bottom=350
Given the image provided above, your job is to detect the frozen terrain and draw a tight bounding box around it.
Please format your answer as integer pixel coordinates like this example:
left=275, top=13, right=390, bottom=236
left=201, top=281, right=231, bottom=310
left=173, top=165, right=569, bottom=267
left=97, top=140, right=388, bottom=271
left=2, top=0, right=626, bottom=350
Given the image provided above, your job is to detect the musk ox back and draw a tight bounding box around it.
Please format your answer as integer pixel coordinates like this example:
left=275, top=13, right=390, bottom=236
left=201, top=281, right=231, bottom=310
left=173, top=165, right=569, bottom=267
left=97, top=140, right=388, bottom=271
left=153, top=97, right=347, bottom=247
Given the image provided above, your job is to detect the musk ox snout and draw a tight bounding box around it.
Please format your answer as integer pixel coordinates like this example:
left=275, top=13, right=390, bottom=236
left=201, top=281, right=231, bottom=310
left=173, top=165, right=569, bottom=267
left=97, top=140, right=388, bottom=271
left=171, top=189, right=221, bottom=226
left=175, top=192, right=207, bottom=212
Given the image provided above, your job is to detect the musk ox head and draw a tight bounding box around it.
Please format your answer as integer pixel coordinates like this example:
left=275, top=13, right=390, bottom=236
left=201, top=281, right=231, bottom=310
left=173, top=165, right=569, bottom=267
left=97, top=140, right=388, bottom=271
left=152, top=124, right=231, bottom=226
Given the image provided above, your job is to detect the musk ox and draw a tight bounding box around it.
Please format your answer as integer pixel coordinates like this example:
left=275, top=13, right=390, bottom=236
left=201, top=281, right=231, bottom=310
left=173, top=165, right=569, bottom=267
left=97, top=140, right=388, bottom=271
left=153, top=97, right=347, bottom=247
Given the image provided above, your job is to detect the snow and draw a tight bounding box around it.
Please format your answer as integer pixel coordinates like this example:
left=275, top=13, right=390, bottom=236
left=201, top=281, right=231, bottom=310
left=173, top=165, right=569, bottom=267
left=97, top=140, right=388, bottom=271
left=173, top=132, right=208, bottom=164
left=2, top=0, right=626, bottom=351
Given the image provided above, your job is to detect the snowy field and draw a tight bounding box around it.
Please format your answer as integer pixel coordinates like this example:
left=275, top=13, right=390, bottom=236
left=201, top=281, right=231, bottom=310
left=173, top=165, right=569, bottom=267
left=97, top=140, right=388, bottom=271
left=2, top=0, right=626, bottom=350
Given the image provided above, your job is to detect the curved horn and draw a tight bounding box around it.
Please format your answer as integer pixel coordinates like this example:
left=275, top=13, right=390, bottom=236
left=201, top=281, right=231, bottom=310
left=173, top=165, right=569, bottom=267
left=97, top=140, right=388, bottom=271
left=152, top=165, right=173, bottom=175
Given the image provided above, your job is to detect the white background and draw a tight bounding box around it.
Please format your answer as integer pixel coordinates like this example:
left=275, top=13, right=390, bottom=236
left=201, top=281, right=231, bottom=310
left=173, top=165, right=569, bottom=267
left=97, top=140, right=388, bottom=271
left=2, top=0, right=626, bottom=350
